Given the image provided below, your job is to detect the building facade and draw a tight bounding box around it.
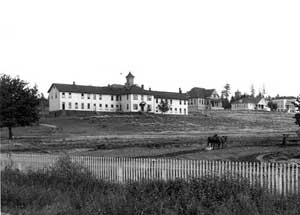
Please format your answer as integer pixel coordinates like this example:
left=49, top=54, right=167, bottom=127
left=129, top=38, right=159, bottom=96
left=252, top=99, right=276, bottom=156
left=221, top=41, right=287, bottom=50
left=231, top=97, right=269, bottom=111
left=272, top=97, right=297, bottom=112
left=48, top=73, right=188, bottom=115
left=187, top=87, right=223, bottom=112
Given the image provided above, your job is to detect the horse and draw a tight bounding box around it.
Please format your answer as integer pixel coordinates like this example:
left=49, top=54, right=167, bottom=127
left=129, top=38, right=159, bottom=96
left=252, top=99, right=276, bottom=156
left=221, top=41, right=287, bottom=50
left=207, top=134, right=228, bottom=149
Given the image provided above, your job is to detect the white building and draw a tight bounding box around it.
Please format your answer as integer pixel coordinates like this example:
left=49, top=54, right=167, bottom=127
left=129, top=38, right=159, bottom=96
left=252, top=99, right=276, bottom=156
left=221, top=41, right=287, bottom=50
left=272, top=96, right=297, bottom=112
left=231, top=97, right=269, bottom=111
left=48, top=72, right=188, bottom=115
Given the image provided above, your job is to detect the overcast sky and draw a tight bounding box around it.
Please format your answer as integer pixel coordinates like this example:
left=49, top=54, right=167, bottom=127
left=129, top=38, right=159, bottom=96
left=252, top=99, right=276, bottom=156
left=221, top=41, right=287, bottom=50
left=1, top=0, right=299, bottom=97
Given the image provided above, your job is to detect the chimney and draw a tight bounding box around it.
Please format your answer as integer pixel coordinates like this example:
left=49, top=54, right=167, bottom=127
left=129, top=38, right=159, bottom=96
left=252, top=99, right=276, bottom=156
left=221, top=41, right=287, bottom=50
left=141, top=84, right=144, bottom=89
left=149, top=87, right=151, bottom=91
left=179, top=88, right=182, bottom=94
left=73, top=81, right=75, bottom=85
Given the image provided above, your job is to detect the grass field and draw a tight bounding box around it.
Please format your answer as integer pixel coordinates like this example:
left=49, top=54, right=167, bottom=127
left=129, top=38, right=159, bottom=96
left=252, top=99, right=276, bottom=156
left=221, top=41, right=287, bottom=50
left=1, top=111, right=299, bottom=162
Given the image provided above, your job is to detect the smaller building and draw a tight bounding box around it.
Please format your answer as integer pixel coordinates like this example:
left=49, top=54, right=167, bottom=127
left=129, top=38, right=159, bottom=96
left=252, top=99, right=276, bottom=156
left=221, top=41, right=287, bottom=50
left=272, top=96, right=297, bottom=112
left=231, top=97, right=269, bottom=111
left=187, top=87, right=223, bottom=112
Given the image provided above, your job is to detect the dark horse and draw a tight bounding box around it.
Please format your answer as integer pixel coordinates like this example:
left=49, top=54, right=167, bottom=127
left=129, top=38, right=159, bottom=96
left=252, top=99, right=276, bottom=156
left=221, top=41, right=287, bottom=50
left=207, top=134, right=228, bottom=149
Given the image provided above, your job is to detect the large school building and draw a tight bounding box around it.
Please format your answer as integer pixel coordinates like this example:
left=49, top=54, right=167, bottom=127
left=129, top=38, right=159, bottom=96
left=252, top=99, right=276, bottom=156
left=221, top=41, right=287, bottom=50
left=48, top=72, right=189, bottom=115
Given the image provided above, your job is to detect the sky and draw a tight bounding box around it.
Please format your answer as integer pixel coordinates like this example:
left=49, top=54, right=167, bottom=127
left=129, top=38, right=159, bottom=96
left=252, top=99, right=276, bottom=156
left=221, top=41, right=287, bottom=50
left=0, top=0, right=299, bottom=98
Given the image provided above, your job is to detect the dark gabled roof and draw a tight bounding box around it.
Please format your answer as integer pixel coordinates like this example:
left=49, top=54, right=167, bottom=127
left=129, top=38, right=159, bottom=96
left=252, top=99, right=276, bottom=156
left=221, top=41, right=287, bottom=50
left=187, top=87, right=216, bottom=99
left=152, top=90, right=188, bottom=100
left=231, top=97, right=263, bottom=104
left=48, top=83, right=125, bottom=95
left=48, top=83, right=187, bottom=99
left=126, top=72, right=134, bottom=78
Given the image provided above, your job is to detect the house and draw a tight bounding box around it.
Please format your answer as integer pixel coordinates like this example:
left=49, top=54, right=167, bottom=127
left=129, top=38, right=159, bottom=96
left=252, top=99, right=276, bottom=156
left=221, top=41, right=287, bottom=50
left=272, top=96, right=297, bottom=112
left=47, top=72, right=188, bottom=115
left=231, top=96, right=269, bottom=111
left=186, top=87, right=223, bottom=112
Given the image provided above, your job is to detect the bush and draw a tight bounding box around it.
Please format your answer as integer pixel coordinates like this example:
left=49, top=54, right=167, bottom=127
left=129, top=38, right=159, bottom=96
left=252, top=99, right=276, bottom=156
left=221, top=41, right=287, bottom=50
left=1, top=158, right=300, bottom=215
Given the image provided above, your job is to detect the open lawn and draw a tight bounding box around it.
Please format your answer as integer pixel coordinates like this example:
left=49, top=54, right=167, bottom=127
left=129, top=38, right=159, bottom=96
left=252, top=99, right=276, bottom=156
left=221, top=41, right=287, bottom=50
left=1, top=111, right=299, bottom=162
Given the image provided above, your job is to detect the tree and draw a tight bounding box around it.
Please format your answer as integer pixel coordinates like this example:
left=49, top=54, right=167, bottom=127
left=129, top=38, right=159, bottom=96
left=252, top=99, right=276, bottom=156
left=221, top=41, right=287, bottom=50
left=292, top=97, right=300, bottom=127
left=221, top=83, right=231, bottom=99
left=250, top=84, right=255, bottom=97
left=158, top=99, right=170, bottom=114
left=0, top=74, right=40, bottom=139
left=267, top=101, right=278, bottom=111
left=221, top=84, right=231, bottom=109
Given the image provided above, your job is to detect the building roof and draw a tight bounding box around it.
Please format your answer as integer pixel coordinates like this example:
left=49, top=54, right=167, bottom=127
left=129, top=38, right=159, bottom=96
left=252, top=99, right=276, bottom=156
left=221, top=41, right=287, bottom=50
left=187, top=87, right=216, bottom=99
left=152, top=90, right=188, bottom=100
left=231, top=96, right=263, bottom=104
left=126, top=72, right=134, bottom=78
left=48, top=83, right=187, bottom=99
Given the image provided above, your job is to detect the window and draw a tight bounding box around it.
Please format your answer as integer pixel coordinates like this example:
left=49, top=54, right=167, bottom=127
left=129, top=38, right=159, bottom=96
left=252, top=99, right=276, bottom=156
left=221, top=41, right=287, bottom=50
left=68, top=92, right=71, bottom=98
left=68, top=102, right=72, bottom=109
left=111, top=104, right=114, bottom=108
left=133, top=94, right=138, bottom=100
left=120, top=96, right=122, bottom=101
left=105, top=104, right=108, bottom=108
left=99, top=104, right=102, bottom=108
left=175, top=108, right=177, bottom=111
left=170, top=99, right=172, bottom=104
left=127, top=94, right=129, bottom=100
left=184, top=100, right=186, bottom=105
left=147, top=105, right=152, bottom=111
left=127, top=104, right=129, bottom=110
left=99, top=94, right=102, bottom=100
left=116, top=105, right=119, bottom=108
left=87, top=94, right=90, bottom=99
left=120, top=104, right=122, bottom=110
left=93, top=94, right=96, bottom=100
left=133, top=104, right=138, bottom=110
left=147, top=95, right=152, bottom=101
left=170, top=107, right=173, bottom=111
left=156, top=98, right=158, bottom=103
left=116, top=96, right=119, bottom=101
left=179, top=100, right=182, bottom=105
left=75, top=103, right=78, bottom=109
left=179, top=108, right=182, bottom=113
left=93, top=104, right=96, bottom=110
left=62, top=92, right=65, bottom=98
left=87, top=103, right=90, bottom=109
left=81, top=103, right=84, bottom=109
left=81, top=93, right=84, bottom=99
left=111, top=95, right=114, bottom=101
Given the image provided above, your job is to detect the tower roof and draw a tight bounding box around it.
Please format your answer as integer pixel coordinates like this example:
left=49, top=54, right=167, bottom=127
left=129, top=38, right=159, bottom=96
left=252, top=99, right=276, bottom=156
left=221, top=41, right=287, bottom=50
left=126, top=72, right=134, bottom=78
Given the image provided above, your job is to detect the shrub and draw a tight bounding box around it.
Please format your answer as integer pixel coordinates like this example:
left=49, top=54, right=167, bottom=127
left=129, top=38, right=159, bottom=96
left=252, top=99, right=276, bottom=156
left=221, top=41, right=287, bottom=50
left=1, top=158, right=300, bottom=215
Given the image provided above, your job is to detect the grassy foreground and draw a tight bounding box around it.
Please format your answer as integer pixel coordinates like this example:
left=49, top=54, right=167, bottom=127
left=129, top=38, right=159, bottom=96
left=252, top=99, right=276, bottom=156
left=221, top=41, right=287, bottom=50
left=1, top=157, right=300, bottom=215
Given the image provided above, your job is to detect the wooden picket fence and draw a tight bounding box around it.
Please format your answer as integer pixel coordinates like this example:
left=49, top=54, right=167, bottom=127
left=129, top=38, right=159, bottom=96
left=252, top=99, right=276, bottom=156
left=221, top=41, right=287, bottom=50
left=0, top=153, right=299, bottom=195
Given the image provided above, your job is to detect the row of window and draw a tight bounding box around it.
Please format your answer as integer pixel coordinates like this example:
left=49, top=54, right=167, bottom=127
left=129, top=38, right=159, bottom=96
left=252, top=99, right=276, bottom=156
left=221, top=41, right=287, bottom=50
left=155, top=98, right=187, bottom=105
left=60, top=93, right=153, bottom=101
left=62, top=102, right=153, bottom=111
left=155, top=108, right=187, bottom=114
left=189, top=99, right=210, bottom=105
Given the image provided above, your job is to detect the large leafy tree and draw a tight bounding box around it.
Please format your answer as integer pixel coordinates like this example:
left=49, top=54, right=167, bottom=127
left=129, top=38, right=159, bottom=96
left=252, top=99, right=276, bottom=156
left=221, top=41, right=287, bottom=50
left=158, top=99, right=170, bottom=114
left=0, top=74, right=40, bottom=139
